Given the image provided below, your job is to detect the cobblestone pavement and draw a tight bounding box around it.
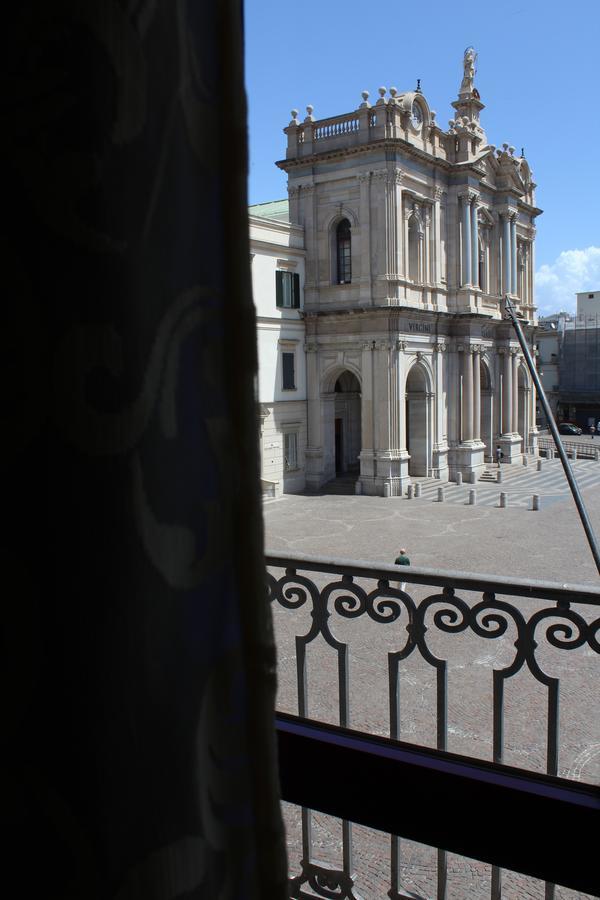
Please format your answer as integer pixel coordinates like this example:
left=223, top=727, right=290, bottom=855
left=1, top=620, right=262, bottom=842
left=264, top=461, right=600, bottom=899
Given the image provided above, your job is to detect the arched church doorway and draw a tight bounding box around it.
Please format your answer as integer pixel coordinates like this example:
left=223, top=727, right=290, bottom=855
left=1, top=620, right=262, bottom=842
left=406, top=363, right=431, bottom=476
left=333, top=371, right=361, bottom=476
left=480, top=360, right=493, bottom=461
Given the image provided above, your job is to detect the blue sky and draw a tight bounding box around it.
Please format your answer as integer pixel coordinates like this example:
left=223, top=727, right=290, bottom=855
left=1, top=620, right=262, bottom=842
left=244, top=0, right=599, bottom=314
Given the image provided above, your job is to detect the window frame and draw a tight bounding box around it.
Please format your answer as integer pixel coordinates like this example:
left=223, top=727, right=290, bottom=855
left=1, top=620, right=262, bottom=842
left=275, top=269, right=300, bottom=309
left=281, top=349, right=296, bottom=391
left=283, top=430, right=299, bottom=471
left=335, top=218, right=352, bottom=285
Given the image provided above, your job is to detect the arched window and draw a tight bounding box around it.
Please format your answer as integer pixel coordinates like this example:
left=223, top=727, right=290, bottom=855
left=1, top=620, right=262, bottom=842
left=336, top=219, right=352, bottom=284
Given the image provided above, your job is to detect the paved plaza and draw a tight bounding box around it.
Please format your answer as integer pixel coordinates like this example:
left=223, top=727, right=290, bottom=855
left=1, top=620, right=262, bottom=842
left=264, top=460, right=600, bottom=899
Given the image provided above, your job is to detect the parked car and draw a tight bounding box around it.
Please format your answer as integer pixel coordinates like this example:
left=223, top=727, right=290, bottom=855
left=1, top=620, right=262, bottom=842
left=558, top=423, right=582, bottom=435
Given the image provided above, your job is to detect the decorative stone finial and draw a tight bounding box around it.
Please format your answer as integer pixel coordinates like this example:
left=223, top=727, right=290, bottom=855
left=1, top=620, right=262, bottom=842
left=290, top=109, right=299, bottom=125
left=304, top=104, right=314, bottom=123
left=360, top=89, right=370, bottom=109
left=416, top=79, right=422, bottom=93
left=430, top=109, right=436, bottom=123
left=389, top=86, right=398, bottom=98
left=502, top=142, right=509, bottom=151
left=379, top=86, right=387, bottom=97
left=508, top=146, right=515, bottom=155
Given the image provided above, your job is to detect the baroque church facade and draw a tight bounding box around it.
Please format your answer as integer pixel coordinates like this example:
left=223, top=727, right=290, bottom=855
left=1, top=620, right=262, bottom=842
left=252, top=49, right=541, bottom=497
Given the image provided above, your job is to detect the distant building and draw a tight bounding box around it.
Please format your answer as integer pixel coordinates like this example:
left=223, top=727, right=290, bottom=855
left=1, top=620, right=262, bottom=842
left=251, top=49, right=542, bottom=496
left=535, top=297, right=600, bottom=429
left=576, top=290, right=600, bottom=326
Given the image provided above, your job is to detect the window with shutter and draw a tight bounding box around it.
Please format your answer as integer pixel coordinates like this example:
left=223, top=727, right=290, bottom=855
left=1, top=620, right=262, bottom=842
left=282, top=351, right=296, bottom=390
left=276, top=270, right=301, bottom=308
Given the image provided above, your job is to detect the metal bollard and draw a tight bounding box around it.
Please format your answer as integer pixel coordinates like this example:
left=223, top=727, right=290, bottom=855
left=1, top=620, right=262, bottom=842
left=499, top=492, right=507, bottom=508
left=573, top=447, right=578, bottom=460
left=469, top=471, right=477, bottom=484
left=406, top=484, right=414, bottom=499
left=355, top=481, right=362, bottom=495
left=437, top=486, right=445, bottom=502
left=522, top=456, right=528, bottom=467
left=456, top=471, right=463, bottom=486
left=414, top=483, right=422, bottom=498
left=384, top=483, right=390, bottom=498
left=532, top=494, right=540, bottom=511
left=595, top=449, right=599, bottom=462
left=468, top=489, right=477, bottom=506
left=537, top=459, right=543, bottom=472
left=497, top=468, right=502, bottom=483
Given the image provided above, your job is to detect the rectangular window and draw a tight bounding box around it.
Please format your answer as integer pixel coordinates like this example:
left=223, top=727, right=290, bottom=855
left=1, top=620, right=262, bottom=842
left=284, top=432, right=298, bottom=470
left=276, top=270, right=300, bottom=308
left=282, top=351, right=296, bottom=390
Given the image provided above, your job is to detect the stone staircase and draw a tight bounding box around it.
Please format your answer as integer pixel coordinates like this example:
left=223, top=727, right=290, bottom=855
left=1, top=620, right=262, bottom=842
left=479, top=466, right=500, bottom=483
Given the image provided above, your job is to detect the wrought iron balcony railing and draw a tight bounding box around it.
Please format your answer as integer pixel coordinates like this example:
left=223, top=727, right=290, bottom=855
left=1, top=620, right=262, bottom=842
left=267, top=551, right=600, bottom=899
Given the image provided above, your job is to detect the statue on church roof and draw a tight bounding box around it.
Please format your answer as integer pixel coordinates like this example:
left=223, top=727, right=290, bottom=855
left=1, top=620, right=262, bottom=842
left=460, top=46, right=477, bottom=96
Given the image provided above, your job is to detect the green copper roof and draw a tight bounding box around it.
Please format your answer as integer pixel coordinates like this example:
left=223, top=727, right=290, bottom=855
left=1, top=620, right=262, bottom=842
left=248, top=199, right=289, bottom=221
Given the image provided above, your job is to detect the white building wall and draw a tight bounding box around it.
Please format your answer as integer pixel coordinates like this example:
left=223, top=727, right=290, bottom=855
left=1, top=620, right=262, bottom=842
left=250, top=213, right=308, bottom=495
left=576, top=290, right=600, bottom=324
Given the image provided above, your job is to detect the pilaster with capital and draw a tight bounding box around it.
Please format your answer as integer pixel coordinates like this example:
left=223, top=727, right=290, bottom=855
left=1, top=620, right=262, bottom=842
left=433, top=341, right=446, bottom=448
left=432, top=187, right=445, bottom=285
left=501, top=214, right=511, bottom=295
left=470, top=194, right=480, bottom=287
left=459, top=190, right=478, bottom=287
left=510, top=213, right=518, bottom=295
left=512, top=351, right=520, bottom=437
left=501, top=348, right=513, bottom=434
left=472, top=345, right=481, bottom=441
left=461, top=345, right=474, bottom=441
left=358, top=171, right=372, bottom=303
left=360, top=340, right=375, bottom=462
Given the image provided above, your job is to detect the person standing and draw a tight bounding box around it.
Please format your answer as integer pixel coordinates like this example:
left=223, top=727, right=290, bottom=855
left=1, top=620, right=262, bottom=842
left=495, top=445, right=503, bottom=467
left=590, top=425, right=596, bottom=439
left=394, top=548, right=410, bottom=592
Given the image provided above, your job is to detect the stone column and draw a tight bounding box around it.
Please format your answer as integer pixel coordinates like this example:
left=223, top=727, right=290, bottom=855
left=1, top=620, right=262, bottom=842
left=358, top=172, right=372, bottom=303
left=512, top=352, right=519, bottom=436
left=473, top=345, right=481, bottom=441
left=305, top=341, right=324, bottom=489
left=393, top=170, right=404, bottom=278
left=432, top=188, right=444, bottom=286
left=510, top=214, right=518, bottom=295
left=502, top=214, right=511, bottom=296
left=470, top=197, right=479, bottom=287
left=424, top=205, right=431, bottom=284
left=461, top=193, right=471, bottom=286
left=503, top=349, right=513, bottom=434
left=403, top=201, right=411, bottom=279
left=398, top=341, right=408, bottom=452
left=462, top=346, right=474, bottom=441
left=419, top=230, right=426, bottom=283
left=528, top=226, right=536, bottom=307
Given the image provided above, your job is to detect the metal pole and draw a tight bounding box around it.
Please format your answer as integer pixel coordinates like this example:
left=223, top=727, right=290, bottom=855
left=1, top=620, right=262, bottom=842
left=503, top=296, right=600, bottom=575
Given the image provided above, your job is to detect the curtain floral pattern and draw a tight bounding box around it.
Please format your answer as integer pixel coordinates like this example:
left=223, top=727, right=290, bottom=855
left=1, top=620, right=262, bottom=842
left=3, top=2, right=287, bottom=897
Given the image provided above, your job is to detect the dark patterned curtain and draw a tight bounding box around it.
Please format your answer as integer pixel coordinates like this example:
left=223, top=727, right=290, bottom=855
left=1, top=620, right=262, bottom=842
left=2, top=2, right=287, bottom=897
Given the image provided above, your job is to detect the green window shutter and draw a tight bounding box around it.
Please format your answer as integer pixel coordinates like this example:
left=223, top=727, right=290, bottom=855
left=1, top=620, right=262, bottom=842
left=275, top=270, right=283, bottom=307
left=292, top=272, right=300, bottom=308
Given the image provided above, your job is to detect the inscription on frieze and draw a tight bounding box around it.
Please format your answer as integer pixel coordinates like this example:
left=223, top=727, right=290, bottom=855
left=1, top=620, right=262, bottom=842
left=406, top=321, right=432, bottom=334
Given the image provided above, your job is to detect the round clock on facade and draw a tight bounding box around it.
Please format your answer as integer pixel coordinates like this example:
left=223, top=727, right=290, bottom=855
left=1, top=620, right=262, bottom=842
left=411, top=101, right=423, bottom=129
